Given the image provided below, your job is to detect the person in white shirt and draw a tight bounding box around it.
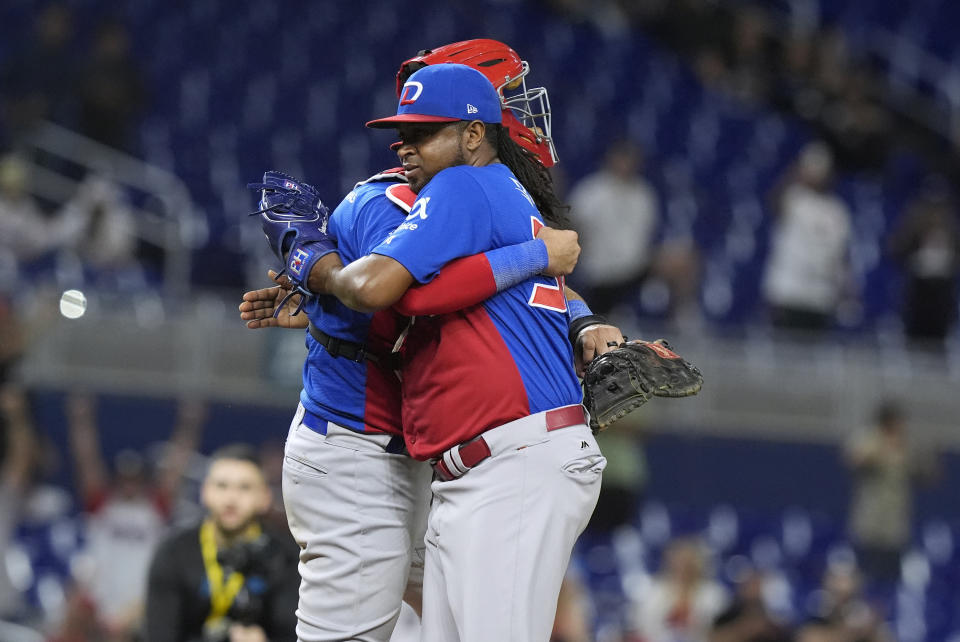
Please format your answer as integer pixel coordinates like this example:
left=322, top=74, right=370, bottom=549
left=631, top=537, right=729, bottom=642
left=569, top=140, right=660, bottom=316
left=763, top=142, right=852, bottom=332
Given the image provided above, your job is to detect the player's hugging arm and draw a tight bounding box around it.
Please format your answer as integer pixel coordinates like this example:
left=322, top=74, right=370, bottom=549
left=395, top=225, right=580, bottom=316
left=306, top=224, right=581, bottom=315
left=302, top=168, right=584, bottom=315
left=306, top=252, right=415, bottom=313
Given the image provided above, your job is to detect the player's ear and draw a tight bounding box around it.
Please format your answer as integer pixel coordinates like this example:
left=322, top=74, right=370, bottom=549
left=462, top=120, right=486, bottom=152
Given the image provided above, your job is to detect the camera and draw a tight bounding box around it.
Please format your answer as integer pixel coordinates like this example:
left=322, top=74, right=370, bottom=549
left=202, top=535, right=285, bottom=642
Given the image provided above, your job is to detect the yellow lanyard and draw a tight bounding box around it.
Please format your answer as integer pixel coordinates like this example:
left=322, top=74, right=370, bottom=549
left=199, top=520, right=261, bottom=626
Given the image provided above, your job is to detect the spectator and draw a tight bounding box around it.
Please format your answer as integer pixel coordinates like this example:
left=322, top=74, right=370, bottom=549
left=763, top=142, right=852, bottom=334
left=844, top=400, right=940, bottom=588
left=802, top=562, right=894, bottom=642
left=631, top=537, right=728, bottom=642
left=0, top=154, right=53, bottom=261
left=710, top=566, right=791, bottom=642
left=568, top=140, right=660, bottom=317
left=0, top=385, right=75, bottom=632
left=52, top=175, right=138, bottom=271
left=76, top=18, right=145, bottom=152
left=0, top=385, right=39, bottom=620
left=67, top=394, right=202, bottom=642
left=144, top=444, right=299, bottom=642
left=888, top=178, right=960, bottom=348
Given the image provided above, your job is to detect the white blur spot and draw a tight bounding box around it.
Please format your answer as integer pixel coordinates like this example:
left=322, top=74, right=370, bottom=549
left=59, top=289, right=86, bottom=319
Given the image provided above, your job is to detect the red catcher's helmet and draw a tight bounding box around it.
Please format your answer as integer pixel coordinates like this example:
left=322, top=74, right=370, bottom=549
left=395, top=39, right=558, bottom=167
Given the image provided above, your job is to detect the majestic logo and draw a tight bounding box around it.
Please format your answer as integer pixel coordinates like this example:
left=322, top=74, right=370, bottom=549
left=466, top=104, right=478, bottom=114
left=289, top=247, right=310, bottom=276
left=399, top=81, right=424, bottom=105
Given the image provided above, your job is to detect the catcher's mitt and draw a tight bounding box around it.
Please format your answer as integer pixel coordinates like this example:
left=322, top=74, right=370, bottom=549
left=247, top=171, right=336, bottom=316
left=582, top=339, right=703, bottom=432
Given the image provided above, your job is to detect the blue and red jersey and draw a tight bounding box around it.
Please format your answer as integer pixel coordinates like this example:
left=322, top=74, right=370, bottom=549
left=300, top=177, right=407, bottom=435
left=373, top=163, right=582, bottom=459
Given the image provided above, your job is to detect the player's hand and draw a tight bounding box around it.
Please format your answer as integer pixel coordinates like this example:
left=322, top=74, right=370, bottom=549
left=574, top=324, right=625, bottom=377
left=537, top=227, right=580, bottom=277
left=239, top=270, right=309, bottom=330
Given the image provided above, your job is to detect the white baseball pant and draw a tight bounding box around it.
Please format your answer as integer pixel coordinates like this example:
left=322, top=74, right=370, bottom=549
left=420, top=405, right=606, bottom=642
left=282, top=403, right=433, bottom=642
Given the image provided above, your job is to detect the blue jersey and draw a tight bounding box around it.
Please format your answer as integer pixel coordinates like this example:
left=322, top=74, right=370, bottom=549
left=299, top=178, right=409, bottom=434
left=372, top=163, right=582, bottom=459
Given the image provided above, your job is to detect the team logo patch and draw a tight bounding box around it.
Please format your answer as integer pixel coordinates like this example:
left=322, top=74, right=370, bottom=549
left=407, top=196, right=430, bottom=220
left=289, top=247, right=310, bottom=276
left=399, top=80, right=423, bottom=105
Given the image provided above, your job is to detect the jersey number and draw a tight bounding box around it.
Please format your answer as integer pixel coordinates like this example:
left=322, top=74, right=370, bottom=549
left=528, top=217, right=567, bottom=313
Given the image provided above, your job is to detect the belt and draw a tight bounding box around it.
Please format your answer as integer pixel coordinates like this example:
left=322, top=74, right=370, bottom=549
left=308, top=322, right=377, bottom=363
left=432, top=405, right=588, bottom=482
left=300, top=407, right=407, bottom=454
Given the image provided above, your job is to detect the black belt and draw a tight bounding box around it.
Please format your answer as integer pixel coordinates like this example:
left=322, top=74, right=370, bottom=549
left=308, top=322, right=377, bottom=363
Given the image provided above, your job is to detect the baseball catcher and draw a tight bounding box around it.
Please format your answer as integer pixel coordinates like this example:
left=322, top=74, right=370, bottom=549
left=581, top=337, right=704, bottom=432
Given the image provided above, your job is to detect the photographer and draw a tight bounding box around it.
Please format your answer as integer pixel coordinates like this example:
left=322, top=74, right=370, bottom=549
left=144, top=444, right=298, bottom=642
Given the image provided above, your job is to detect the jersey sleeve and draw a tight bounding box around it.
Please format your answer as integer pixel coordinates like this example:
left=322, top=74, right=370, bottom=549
left=371, top=167, right=493, bottom=283
left=394, top=253, right=497, bottom=316
left=395, top=239, right=549, bottom=316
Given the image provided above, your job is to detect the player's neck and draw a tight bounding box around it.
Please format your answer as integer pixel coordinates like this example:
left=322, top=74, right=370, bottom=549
left=469, top=150, right=499, bottom=168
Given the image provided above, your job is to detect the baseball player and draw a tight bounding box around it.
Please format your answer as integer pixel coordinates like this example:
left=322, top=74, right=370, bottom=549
left=290, top=63, right=608, bottom=641
left=241, top=42, right=610, bottom=642
left=268, top=172, right=578, bottom=642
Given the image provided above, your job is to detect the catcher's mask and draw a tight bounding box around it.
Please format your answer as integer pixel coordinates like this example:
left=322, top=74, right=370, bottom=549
left=396, top=39, right=557, bottom=167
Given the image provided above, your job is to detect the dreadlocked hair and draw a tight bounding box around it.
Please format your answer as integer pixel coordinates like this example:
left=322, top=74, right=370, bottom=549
left=485, top=124, right=569, bottom=227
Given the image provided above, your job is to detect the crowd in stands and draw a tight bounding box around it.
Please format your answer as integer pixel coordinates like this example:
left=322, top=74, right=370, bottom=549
left=0, top=382, right=300, bottom=641
left=1, top=382, right=950, bottom=641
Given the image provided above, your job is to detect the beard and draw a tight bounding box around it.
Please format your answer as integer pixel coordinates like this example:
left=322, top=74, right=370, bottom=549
left=212, top=513, right=257, bottom=539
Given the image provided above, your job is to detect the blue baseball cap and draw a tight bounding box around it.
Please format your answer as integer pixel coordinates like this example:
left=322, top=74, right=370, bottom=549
left=366, top=63, right=503, bottom=128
